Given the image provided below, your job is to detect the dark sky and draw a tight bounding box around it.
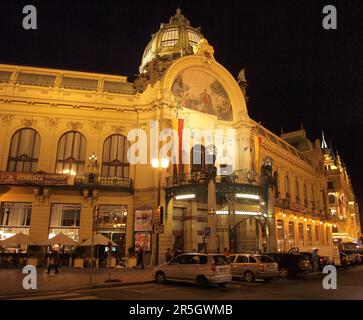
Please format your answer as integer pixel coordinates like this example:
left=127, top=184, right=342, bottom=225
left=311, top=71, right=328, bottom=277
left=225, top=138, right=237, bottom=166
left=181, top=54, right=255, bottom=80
left=1, top=0, right=362, bottom=225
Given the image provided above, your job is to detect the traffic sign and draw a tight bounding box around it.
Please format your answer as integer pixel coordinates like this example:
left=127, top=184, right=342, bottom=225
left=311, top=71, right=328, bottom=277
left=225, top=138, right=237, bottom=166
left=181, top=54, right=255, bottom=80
left=153, top=223, right=164, bottom=234
left=204, top=227, right=211, bottom=239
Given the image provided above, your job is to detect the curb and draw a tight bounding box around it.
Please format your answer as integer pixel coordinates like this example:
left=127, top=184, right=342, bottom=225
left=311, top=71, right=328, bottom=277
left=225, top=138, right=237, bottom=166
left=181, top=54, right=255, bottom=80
left=0, top=279, right=155, bottom=300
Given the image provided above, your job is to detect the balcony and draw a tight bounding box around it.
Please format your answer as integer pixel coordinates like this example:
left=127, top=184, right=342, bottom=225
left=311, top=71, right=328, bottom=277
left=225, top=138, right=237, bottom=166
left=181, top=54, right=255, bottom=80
left=74, top=175, right=133, bottom=192
left=165, top=171, right=262, bottom=203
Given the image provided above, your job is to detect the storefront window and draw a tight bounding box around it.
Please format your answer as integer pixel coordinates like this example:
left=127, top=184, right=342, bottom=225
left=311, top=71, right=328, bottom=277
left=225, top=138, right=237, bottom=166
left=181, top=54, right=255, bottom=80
left=49, top=204, right=80, bottom=241
left=298, top=223, right=304, bottom=245
left=306, top=224, right=312, bottom=246
left=315, top=225, right=320, bottom=244
left=96, top=205, right=127, bottom=256
left=288, top=221, right=295, bottom=244
left=0, top=202, right=32, bottom=240
left=276, top=220, right=284, bottom=241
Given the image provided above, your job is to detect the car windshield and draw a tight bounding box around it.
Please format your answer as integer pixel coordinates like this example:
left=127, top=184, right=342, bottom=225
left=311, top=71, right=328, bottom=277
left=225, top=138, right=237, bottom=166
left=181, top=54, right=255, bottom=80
left=256, top=255, right=274, bottom=263
left=213, top=255, right=229, bottom=266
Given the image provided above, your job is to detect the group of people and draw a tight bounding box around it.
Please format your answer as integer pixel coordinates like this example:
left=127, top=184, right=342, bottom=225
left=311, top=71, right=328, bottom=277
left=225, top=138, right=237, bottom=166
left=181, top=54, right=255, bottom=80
left=165, top=247, right=183, bottom=262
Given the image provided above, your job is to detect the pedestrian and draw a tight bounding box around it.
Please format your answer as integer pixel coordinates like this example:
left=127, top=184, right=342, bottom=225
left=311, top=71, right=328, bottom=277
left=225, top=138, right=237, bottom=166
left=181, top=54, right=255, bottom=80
left=223, top=248, right=229, bottom=256
left=47, top=251, right=59, bottom=274
left=174, top=247, right=182, bottom=258
left=165, top=248, right=172, bottom=263
left=136, top=246, right=144, bottom=269
left=311, top=248, right=320, bottom=272
left=128, top=246, right=134, bottom=258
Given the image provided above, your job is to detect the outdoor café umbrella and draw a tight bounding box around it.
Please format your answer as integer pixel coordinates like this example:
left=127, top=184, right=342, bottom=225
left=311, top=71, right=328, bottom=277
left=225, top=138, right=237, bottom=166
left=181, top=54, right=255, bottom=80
left=41, top=233, right=79, bottom=246
left=0, top=232, right=37, bottom=246
left=80, top=233, right=117, bottom=246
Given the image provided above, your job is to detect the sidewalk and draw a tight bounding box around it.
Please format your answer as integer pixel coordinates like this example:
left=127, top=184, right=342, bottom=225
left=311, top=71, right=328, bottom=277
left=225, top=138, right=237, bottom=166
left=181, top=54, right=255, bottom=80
left=0, top=266, right=154, bottom=297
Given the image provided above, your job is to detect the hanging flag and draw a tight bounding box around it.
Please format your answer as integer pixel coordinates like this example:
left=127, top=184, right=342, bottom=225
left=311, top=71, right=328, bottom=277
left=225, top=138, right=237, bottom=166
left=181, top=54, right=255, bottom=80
left=172, top=117, right=184, bottom=175
left=254, top=134, right=262, bottom=175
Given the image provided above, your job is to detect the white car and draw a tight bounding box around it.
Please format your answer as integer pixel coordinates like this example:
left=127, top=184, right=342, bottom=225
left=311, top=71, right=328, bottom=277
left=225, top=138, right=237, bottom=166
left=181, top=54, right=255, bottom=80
left=153, top=253, right=232, bottom=288
left=227, top=254, right=279, bottom=282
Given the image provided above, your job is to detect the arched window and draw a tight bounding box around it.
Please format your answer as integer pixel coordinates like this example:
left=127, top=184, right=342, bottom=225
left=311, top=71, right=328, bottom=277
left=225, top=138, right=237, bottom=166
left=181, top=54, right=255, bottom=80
left=101, top=134, right=130, bottom=178
left=55, top=131, right=86, bottom=176
left=7, top=128, right=40, bottom=173
left=295, top=179, right=300, bottom=203
left=191, top=144, right=206, bottom=173
left=273, top=171, right=279, bottom=198
left=285, top=175, right=290, bottom=198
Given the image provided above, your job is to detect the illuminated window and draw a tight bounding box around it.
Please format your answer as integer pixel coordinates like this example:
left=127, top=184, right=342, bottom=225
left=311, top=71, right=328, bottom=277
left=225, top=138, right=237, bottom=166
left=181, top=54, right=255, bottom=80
left=101, top=134, right=130, bottom=178
left=55, top=131, right=86, bottom=176
left=298, top=223, right=304, bottom=245
left=49, top=204, right=80, bottom=241
left=328, top=194, right=336, bottom=204
left=188, top=30, right=201, bottom=46
left=306, top=224, right=312, bottom=246
left=288, top=221, right=295, bottom=241
left=0, top=203, right=32, bottom=240
left=315, top=225, right=320, bottom=244
left=7, top=128, right=40, bottom=173
left=276, top=220, right=284, bottom=241
left=161, top=28, right=179, bottom=47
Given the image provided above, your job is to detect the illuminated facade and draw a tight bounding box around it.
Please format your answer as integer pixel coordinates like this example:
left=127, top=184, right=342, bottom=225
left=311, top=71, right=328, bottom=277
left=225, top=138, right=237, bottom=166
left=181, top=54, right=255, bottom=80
left=0, top=10, right=360, bottom=262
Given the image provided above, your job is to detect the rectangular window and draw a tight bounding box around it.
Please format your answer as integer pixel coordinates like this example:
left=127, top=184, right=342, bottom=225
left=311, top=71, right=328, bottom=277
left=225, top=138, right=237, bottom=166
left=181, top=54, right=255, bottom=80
left=49, top=204, right=81, bottom=241
left=0, top=202, right=32, bottom=239
left=315, top=225, right=320, bottom=244
left=306, top=224, right=312, bottom=246
left=288, top=221, right=295, bottom=242
left=276, top=220, right=284, bottom=241
left=298, top=223, right=304, bottom=245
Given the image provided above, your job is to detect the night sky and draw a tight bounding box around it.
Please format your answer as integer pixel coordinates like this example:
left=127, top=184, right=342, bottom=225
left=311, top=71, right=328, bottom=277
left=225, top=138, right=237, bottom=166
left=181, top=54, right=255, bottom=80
left=1, top=0, right=362, bottom=225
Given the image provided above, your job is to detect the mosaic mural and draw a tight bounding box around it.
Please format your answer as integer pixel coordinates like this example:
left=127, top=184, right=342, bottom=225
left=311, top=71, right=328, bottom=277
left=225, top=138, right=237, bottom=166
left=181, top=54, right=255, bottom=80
left=171, top=69, right=233, bottom=121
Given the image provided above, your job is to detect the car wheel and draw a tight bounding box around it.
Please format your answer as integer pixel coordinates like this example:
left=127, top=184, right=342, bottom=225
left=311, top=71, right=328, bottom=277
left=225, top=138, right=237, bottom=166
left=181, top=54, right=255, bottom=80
left=264, top=277, right=272, bottom=282
left=279, top=267, right=289, bottom=278
left=244, top=271, right=255, bottom=283
left=196, top=275, right=209, bottom=289
left=155, top=271, right=166, bottom=284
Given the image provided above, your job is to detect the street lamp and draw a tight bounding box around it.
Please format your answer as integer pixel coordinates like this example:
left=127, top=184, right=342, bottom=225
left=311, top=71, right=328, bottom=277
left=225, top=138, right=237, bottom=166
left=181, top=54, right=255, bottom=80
left=151, top=157, right=170, bottom=265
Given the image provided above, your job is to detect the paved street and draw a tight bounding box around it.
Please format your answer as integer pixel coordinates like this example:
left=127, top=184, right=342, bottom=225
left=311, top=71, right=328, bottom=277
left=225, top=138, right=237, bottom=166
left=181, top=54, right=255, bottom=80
left=6, top=265, right=363, bottom=300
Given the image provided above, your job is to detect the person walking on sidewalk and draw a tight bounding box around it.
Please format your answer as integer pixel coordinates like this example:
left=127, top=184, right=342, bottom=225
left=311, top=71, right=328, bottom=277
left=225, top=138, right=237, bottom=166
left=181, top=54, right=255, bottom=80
left=165, top=248, right=172, bottom=263
left=47, top=251, right=59, bottom=274
left=311, top=249, right=320, bottom=272
left=136, top=246, right=144, bottom=269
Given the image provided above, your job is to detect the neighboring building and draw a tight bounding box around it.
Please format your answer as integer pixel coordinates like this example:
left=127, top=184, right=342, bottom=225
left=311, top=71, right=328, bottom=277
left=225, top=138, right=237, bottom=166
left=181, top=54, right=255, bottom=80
left=0, top=9, right=359, bottom=263
left=321, top=136, right=361, bottom=247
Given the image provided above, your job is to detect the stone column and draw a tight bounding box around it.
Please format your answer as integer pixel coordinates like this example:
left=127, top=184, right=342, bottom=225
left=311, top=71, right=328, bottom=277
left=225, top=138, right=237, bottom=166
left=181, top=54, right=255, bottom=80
left=207, top=179, right=217, bottom=253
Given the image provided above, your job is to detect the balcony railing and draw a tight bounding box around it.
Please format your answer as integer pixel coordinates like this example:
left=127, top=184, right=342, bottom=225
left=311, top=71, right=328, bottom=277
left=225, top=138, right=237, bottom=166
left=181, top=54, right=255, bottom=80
left=75, top=175, right=133, bottom=189
left=166, top=169, right=260, bottom=188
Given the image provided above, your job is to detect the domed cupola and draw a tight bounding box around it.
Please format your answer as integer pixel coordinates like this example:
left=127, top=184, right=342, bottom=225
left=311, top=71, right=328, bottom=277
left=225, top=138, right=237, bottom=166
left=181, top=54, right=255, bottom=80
left=139, top=9, right=204, bottom=74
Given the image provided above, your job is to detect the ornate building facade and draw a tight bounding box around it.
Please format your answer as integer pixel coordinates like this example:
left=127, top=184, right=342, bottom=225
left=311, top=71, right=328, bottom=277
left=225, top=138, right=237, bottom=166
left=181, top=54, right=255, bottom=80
left=0, top=10, right=360, bottom=263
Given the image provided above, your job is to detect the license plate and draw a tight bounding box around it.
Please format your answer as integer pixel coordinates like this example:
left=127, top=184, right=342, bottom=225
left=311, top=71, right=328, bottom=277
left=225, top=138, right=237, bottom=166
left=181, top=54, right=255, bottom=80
left=268, top=264, right=275, bottom=269
left=219, top=267, right=228, bottom=272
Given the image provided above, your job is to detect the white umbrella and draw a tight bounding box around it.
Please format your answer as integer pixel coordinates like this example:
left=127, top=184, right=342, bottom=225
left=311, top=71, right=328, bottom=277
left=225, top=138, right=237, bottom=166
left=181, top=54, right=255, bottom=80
left=41, top=233, right=79, bottom=246
left=80, top=233, right=117, bottom=246
left=0, top=232, right=37, bottom=246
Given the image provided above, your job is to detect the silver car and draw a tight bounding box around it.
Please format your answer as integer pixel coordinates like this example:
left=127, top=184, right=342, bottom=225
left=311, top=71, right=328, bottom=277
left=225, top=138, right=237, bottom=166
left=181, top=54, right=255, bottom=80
left=227, top=254, right=279, bottom=283
left=153, top=253, right=232, bottom=288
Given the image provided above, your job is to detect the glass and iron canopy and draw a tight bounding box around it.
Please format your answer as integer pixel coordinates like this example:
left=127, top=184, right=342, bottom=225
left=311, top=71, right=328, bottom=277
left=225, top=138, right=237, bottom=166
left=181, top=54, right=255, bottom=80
left=139, top=9, right=204, bottom=73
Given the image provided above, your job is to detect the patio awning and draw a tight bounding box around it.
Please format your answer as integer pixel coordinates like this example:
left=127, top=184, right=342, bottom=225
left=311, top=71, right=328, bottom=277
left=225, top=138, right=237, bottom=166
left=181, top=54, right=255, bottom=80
left=0, top=232, right=37, bottom=246
left=80, top=233, right=117, bottom=246
left=40, top=233, right=79, bottom=246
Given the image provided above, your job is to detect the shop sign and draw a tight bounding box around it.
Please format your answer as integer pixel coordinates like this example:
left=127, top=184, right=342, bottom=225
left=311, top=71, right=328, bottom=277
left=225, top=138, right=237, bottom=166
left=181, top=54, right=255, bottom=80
left=0, top=172, right=73, bottom=186
left=134, top=209, right=152, bottom=232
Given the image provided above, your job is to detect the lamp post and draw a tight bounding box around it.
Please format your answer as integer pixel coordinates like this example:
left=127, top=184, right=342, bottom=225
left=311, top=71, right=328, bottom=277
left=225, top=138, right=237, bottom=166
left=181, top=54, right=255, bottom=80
left=226, top=193, right=237, bottom=253
left=151, top=158, right=169, bottom=266
left=89, top=204, right=99, bottom=285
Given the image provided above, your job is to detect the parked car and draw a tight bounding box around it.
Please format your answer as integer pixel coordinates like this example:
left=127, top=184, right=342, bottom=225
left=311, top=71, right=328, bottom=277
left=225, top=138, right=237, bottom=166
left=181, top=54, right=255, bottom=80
left=153, top=253, right=232, bottom=288
left=299, top=252, right=334, bottom=272
left=357, top=250, right=363, bottom=264
left=265, top=252, right=311, bottom=278
left=227, top=254, right=279, bottom=282
left=339, top=252, right=351, bottom=267
left=341, top=250, right=359, bottom=265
